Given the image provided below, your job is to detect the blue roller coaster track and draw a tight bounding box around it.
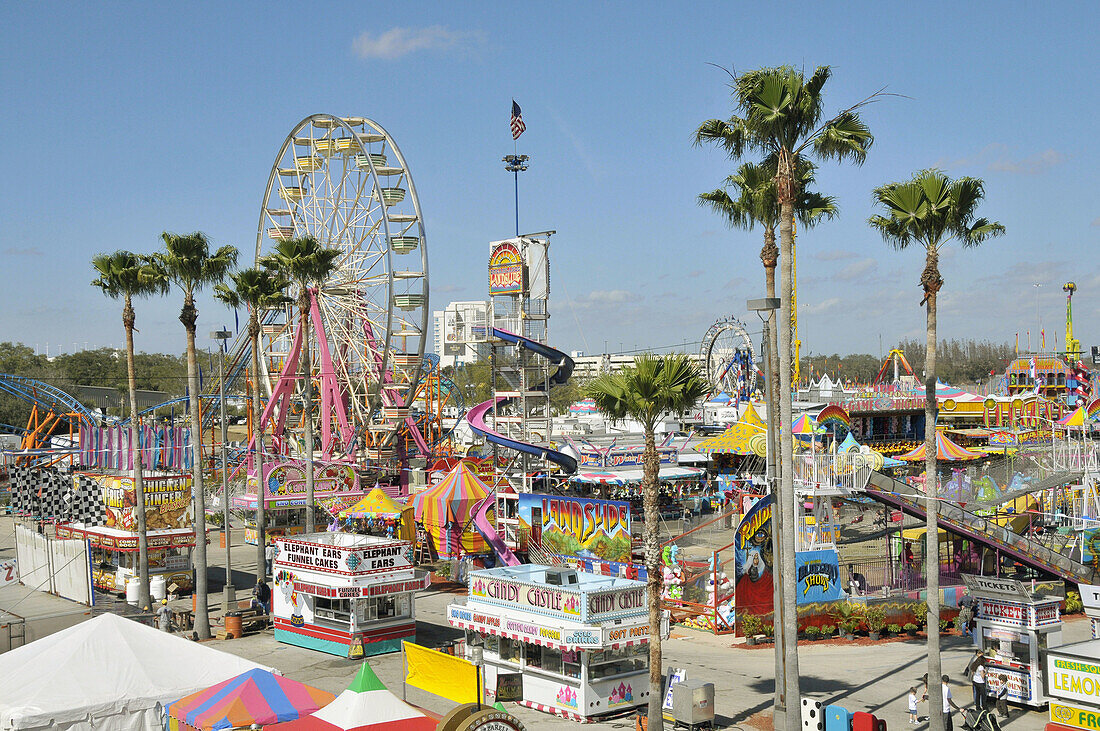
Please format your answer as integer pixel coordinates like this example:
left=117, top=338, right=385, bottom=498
left=0, top=373, right=101, bottom=426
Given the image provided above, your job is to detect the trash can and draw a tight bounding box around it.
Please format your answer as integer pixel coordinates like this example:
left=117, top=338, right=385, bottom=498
left=224, top=611, right=242, bottom=638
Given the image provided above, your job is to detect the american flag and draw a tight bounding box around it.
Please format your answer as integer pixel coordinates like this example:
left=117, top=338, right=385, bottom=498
left=510, top=100, right=526, bottom=140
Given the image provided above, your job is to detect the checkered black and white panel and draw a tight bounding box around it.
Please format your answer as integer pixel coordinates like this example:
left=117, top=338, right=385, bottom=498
left=71, top=474, right=106, bottom=525
left=39, top=468, right=68, bottom=520
left=9, top=466, right=32, bottom=514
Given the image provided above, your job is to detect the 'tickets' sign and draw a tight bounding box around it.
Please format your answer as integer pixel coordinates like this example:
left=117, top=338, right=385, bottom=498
left=488, top=241, right=524, bottom=295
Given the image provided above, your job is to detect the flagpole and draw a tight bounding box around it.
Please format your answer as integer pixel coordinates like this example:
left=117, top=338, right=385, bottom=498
left=504, top=100, right=528, bottom=238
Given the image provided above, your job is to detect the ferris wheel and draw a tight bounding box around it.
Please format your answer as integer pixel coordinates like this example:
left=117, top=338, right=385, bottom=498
left=255, top=114, right=428, bottom=458
left=700, top=316, right=758, bottom=402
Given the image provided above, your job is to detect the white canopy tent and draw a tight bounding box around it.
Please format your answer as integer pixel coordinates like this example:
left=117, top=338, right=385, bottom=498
left=0, top=612, right=272, bottom=730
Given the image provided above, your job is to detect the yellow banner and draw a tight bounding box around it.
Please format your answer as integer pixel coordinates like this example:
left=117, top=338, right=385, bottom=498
left=403, top=641, right=480, bottom=705
left=1051, top=700, right=1100, bottom=730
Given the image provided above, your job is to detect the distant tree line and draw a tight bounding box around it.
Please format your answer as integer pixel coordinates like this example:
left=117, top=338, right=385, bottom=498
left=798, top=338, right=1016, bottom=387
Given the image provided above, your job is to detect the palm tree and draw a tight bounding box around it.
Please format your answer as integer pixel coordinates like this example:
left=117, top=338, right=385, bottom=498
left=215, top=268, right=292, bottom=581
left=870, top=169, right=1004, bottom=728
left=586, top=354, right=709, bottom=731
left=91, top=251, right=167, bottom=611
left=695, top=65, right=875, bottom=725
left=154, top=232, right=238, bottom=640
left=260, top=236, right=340, bottom=534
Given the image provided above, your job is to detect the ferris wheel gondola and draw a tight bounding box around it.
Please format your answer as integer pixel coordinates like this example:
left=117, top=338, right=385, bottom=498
left=255, top=114, right=429, bottom=460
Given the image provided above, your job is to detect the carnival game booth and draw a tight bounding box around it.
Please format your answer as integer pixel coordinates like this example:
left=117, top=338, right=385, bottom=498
left=58, top=522, right=201, bottom=595
left=411, top=462, right=490, bottom=558
left=449, top=564, right=652, bottom=721
left=963, top=574, right=1063, bottom=708
left=235, top=460, right=364, bottom=545
left=273, top=532, right=430, bottom=658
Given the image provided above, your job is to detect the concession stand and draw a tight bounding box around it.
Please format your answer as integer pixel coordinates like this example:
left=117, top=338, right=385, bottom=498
left=272, top=532, right=429, bottom=659
left=963, top=574, right=1063, bottom=708
left=1045, top=639, right=1100, bottom=731
left=57, top=523, right=199, bottom=594
left=448, top=564, right=653, bottom=721
left=235, top=461, right=364, bottom=545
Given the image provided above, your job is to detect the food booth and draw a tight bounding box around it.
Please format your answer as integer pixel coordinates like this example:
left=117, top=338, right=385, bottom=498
left=448, top=564, right=653, bottom=721
left=235, top=461, right=364, bottom=545
left=57, top=523, right=199, bottom=594
left=1045, top=639, right=1100, bottom=731
left=272, top=532, right=429, bottom=659
left=963, top=574, right=1063, bottom=708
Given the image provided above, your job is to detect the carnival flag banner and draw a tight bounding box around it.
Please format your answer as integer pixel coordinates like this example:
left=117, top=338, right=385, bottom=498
left=794, top=549, right=842, bottom=604
left=734, top=494, right=774, bottom=619
left=403, top=641, right=480, bottom=705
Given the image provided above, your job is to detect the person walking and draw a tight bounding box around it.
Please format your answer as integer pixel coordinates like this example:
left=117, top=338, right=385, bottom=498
left=907, top=686, right=919, bottom=724
left=264, top=541, right=275, bottom=577
left=941, top=675, right=955, bottom=731
left=156, top=598, right=173, bottom=632
left=972, top=662, right=986, bottom=710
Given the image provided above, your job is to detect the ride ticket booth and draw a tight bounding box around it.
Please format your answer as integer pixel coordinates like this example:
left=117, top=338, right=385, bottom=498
left=963, top=574, right=1063, bottom=708
left=272, top=532, right=429, bottom=658
left=448, top=564, right=654, bottom=722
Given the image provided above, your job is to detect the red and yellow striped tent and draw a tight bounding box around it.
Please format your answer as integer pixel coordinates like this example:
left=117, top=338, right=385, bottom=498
left=410, top=461, right=491, bottom=557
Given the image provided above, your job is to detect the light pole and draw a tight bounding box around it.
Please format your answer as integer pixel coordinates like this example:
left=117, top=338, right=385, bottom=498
left=212, top=329, right=234, bottom=612
left=748, top=297, right=787, bottom=727
left=502, top=154, right=529, bottom=237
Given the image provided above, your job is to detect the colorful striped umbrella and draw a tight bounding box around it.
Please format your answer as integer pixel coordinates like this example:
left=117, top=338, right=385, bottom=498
left=165, top=668, right=334, bottom=731
left=268, top=663, right=436, bottom=731
left=791, top=414, right=822, bottom=435
left=1088, top=399, right=1100, bottom=421
left=1057, top=407, right=1087, bottom=427
left=410, top=461, right=490, bottom=556
left=816, top=404, right=850, bottom=434
left=896, top=432, right=982, bottom=462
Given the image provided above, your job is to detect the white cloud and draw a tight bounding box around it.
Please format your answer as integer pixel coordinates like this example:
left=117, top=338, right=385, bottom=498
left=937, top=143, right=1067, bottom=176
left=3, top=247, right=43, bottom=257
left=1091, top=216, right=1100, bottom=228
left=814, top=249, right=858, bottom=261
left=351, top=26, right=484, bottom=60
left=576, top=289, right=637, bottom=305
left=802, top=297, right=842, bottom=315
left=833, top=258, right=878, bottom=281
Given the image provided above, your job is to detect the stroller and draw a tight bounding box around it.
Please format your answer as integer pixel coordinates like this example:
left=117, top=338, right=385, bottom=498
left=962, top=708, right=1002, bottom=731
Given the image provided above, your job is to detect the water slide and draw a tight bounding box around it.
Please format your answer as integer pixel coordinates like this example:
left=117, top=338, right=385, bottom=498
left=465, top=328, right=579, bottom=565
left=863, top=471, right=1096, bottom=584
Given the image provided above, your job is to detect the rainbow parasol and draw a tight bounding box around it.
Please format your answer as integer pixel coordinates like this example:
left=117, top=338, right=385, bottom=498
left=816, top=404, right=850, bottom=435
left=1088, top=399, right=1100, bottom=421
left=165, top=668, right=334, bottom=731
left=896, top=432, right=982, bottom=462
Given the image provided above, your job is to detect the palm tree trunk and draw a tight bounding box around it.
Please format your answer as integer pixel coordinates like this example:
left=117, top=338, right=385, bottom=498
left=251, top=317, right=267, bottom=581
left=642, top=424, right=664, bottom=731
left=924, top=282, right=943, bottom=731
left=776, top=196, right=801, bottom=729
left=123, top=295, right=151, bottom=611
left=764, top=253, right=787, bottom=721
left=301, top=298, right=315, bottom=533
left=185, top=307, right=211, bottom=639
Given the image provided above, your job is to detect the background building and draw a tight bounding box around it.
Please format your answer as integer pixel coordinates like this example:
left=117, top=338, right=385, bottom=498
left=432, top=300, right=491, bottom=369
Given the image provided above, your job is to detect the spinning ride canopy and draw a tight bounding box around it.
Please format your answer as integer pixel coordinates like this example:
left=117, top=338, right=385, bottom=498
left=1057, top=406, right=1087, bottom=427
left=165, top=668, right=334, bottom=731
left=255, top=114, right=429, bottom=457
left=896, top=431, right=982, bottom=462
left=268, top=662, right=436, bottom=731
left=695, top=422, right=766, bottom=456
left=791, top=413, right=822, bottom=435
left=340, top=486, right=404, bottom=518
left=410, top=461, right=490, bottom=554
left=739, top=400, right=766, bottom=428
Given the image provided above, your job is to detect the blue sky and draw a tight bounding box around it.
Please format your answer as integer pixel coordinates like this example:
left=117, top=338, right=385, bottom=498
left=1, top=2, right=1097, bottom=363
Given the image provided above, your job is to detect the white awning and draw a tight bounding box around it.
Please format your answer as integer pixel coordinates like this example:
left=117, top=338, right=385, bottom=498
left=569, top=466, right=705, bottom=485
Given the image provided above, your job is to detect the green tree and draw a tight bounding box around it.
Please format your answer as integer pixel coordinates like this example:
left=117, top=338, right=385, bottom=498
left=585, top=354, right=709, bottom=731
left=694, top=65, right=875, bottom=725
left=260, top=236, right=340, bottom=534
left=91, top=250, right=167, bottom=611
left=154, top=231, right=238, bottom=640
left=216, top=268, right=291, bottom=581
left=870, top=169, right=1004, bottom=728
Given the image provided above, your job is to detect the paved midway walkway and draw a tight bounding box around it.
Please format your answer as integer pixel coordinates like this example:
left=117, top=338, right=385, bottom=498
left=0, top=514, right=1068, bottom=729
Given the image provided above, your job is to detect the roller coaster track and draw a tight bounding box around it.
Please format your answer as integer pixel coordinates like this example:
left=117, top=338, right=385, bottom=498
left=864, top=470, right=1096, bottom=584
left=0, top=373, right=100, bottom=426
